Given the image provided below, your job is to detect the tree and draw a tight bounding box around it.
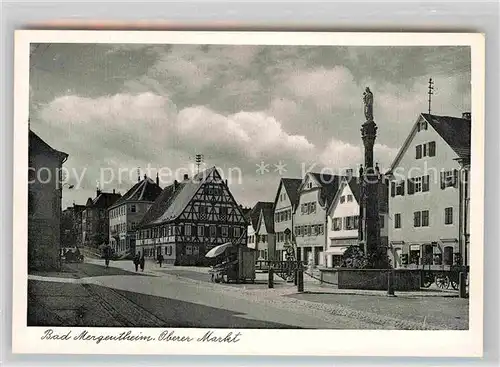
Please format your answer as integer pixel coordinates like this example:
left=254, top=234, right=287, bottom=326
left=342, top=245, right=392, bottom=269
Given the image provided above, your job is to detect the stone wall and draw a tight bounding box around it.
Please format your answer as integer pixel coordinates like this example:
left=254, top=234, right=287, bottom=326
left=319, top=268, right=421, bottom=291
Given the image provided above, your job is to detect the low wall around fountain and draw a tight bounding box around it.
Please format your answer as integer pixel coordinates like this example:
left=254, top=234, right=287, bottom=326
left=318, top=268, right=421, bottom=291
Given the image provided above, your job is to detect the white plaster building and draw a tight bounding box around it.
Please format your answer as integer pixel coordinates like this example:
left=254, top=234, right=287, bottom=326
left=386, top=113, right=471, bottom=268
left=326, top=176, right=389, bottom=267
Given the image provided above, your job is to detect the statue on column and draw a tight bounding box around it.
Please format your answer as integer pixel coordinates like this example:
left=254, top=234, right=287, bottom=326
left=363, top=87, right=374, bottom=121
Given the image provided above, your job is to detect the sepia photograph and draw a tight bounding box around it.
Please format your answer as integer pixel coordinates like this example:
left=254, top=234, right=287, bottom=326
left=13, top=31, right=484, bottom=356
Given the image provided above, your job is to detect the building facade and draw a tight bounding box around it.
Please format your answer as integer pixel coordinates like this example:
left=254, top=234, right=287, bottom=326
left=136, top=167, right=248, bottom=266
left=108, top=175, right=162, bottom=256
left=246, top=202, right=275, bottom=261
left=326, top=176, right=389, bottom=267
left=82, top=189, right=122, bottom=249
left=386, top=113, right=471, bottom=268
left=28, top=129, right=68, bottom=271
left=273, top=178, right=301, bottom=261
left=294, top=173, right=343, bottom=267
left=61, top=204, right=86, bottom=248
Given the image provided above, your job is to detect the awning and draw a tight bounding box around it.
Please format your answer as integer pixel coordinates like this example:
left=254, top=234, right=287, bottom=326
left=325, top=247, right=347, bottom=255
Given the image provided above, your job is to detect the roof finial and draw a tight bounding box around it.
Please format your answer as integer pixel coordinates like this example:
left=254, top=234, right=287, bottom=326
left=137, top=167, right=140, bottom=183
left=428, top=78, right=434, bottom=115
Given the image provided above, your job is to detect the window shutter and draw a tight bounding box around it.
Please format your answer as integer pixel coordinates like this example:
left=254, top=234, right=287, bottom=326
left=428, top=141, right=436, bottom=157
left=407, top=179, right=414, bottom=195
left=423, top=175, right=430, bottom=192
left=391, top=182, right=396, bottom=197
left=440, top=172, right=446, bottom=189
left=416, top=145, right=422, bottom=159
left=401, top=181, right=405, bottom=196
left=453, top=169, right=459, bottom=187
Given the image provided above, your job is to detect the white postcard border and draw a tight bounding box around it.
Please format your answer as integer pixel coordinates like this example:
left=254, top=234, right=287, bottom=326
left=12, top=30, right=485, bottom=357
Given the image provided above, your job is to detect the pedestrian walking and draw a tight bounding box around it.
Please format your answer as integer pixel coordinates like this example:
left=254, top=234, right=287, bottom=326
left=103, top=244, right=111, bottom=268
left=139, top=252, right=145, bottom=272
left=157, top=253, right=164, bottom=268
left=133, top=252, right=140, bottom=272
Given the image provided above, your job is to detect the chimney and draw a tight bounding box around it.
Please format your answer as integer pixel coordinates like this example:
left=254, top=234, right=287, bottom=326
left=113, top=189, right=115, bottom=194
left=344, top=168, right=354, bottom=179
left=462, top=112, right=471, bottom=120
left=225, top=179, right=228, bottom=186
left=183, top=174, right=189, bottom=181
left=173, top=180, right=178, bottom=191
left=144, top=174, right=147, bottom=180
left=156, top=173, right=159, bottom=186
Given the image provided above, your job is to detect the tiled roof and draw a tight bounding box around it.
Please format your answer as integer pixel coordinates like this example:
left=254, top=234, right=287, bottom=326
left=29, top=129, right=68, bottom=161
left=310, top=173, right=344, bottom=208
left=281, top=178, right=302, bottom=208
left=260, top=203, right=275, bottom=234
left=112, top=176, right=163, bottom=207
left=140, top=166, right=228, bottom=227
left=247, top=201, right=273, bottom=231
left=90, top=192, right=122, bottom=209
left=422, top=113, right=471, bottom=159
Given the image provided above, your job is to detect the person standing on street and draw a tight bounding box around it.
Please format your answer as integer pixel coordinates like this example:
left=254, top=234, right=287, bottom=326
left=139, top=252, right=145, bottom=272
left=157, top=252, right=164, bottom=268
left=133, top=252, right=140, bottom=272
left=103, top=245, right=111, bottom=268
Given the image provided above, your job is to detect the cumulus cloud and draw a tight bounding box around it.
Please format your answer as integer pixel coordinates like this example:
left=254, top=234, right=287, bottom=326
left=30, top=44, right=470, bottom=208
left=319, top=138, right=398, bottom=174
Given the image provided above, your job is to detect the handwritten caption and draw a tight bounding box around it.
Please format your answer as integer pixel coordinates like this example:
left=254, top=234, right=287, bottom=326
left=41, top=329, right=242, bottom=345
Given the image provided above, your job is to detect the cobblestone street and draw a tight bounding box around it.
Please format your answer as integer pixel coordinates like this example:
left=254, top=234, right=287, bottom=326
left=27, top=259, right=469, bottom=330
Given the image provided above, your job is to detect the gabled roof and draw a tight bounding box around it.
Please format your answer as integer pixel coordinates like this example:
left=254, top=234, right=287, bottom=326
left=111, top=176, right=163, bottom=208
left=422, top=113, right=471, bottom=160
left=89, top=192, right=122, bottom=209
left=301, top=173, right=344, bottom=208
left=139, top=166, right=244, bottom=227
left=327, top=176, right=389, bottom=215
left=257, top=203, right=275, bottom=234
left=247, top=201, right=274, bottom=231
left=273, top=178, right=302, bottom=209
left=29, top=129, right=68, bottom=161
left=388, top=113, right=471, bottom=173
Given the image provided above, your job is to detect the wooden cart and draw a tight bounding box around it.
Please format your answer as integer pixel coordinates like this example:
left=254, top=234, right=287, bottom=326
left=209, top=246, right=256, bottom=284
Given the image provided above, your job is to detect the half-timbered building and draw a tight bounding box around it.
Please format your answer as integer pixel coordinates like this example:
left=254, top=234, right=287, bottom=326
left=135, top=167, right=248, bottom=265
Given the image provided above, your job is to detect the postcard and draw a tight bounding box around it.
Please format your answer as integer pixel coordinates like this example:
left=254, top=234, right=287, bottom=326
left=12, top=30, right=484, bottom=356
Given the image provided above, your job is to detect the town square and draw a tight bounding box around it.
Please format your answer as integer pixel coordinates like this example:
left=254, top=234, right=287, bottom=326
left=27, top=41, right=471, bottom=330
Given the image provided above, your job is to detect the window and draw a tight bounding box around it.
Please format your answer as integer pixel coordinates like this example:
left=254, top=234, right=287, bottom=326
left=428, top=141, right=436, bottom=156
left=130, top=204, right=136, bottom=213
left=234, top=227, right=241, bottom=238
left=222, top=226, right=228, bottom=237
left=185, top=224, right=192, bottom=236
left=414, top=177, right=422, bottom=193
left=416, top=141, right=435, bottom=159
left=445, top=207, right=453, bottom=225
left=422, top=210, right=429, bottom=227
left=441, top=170, right=458, bottom=189
left=219, top=206, right=227, bottom=219
left=416, top=145, right=422, bottom=159
left=210, top=225, right=216, bottom=237
left=391, top=181, right=405, bottom=196
left=344, top=216, right=359, bottom=230
left=413, top=211, right=421, bottom=227
left=347, top=194, right=353, bottom=202
left=379, top=215, right=385, bottom=228
left=340, top=196, right=346, bottom=204
left=414, top=210, right=429, bottom=227
left=310, top=202, right=316, bottom=214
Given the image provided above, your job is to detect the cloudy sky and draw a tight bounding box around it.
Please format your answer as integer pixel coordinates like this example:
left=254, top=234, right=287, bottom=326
left=29, top=43, right=471, bottom=209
